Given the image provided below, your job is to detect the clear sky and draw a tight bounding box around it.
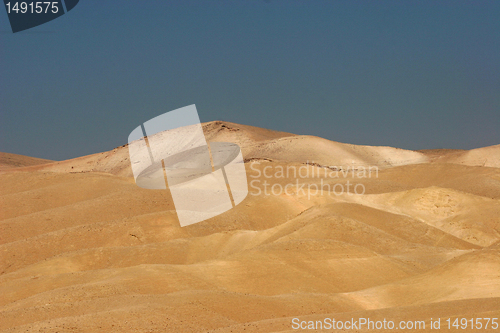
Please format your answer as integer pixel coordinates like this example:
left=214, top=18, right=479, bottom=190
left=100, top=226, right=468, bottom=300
left=1, top=0, right=499, bottom=160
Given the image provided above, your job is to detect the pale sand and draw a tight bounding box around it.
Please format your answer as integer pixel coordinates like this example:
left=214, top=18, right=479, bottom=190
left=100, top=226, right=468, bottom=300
left=0, top=121, right=499, bottom=332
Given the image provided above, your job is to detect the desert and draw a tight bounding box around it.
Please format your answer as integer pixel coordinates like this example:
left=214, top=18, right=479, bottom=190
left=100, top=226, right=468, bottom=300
left=1, top=121, right=499, bottom=332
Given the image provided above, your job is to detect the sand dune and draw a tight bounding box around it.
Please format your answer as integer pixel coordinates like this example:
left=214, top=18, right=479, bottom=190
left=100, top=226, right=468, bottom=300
left=1, top=121, right=499, bottom=332
left=437, top=144, right=500, bottom=168
left=15, top=121, right=498, bottom=177
left=0, top=152, right=53, bottom=171
left=15, top=121, right=430, bottom=177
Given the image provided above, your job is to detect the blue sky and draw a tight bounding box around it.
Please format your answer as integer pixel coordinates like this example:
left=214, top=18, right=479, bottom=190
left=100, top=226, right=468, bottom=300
left=1, top=0, right=499, bottom=160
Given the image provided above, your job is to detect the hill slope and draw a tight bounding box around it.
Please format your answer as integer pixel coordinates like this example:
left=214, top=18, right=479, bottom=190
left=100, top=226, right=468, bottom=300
left=1, top=122, right=499, bottom=332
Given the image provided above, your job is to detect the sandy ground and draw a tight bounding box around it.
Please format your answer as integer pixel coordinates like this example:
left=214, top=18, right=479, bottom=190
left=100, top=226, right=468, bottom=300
left=1, top=121, right=499, bottom=332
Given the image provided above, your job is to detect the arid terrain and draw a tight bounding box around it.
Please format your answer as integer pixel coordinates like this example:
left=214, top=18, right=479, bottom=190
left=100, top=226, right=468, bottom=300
left=1, top=121, right=499, bottom=332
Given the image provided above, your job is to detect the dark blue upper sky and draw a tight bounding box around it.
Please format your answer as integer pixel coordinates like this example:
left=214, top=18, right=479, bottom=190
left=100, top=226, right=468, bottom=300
left=1, top=0, right=499, bottom=160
